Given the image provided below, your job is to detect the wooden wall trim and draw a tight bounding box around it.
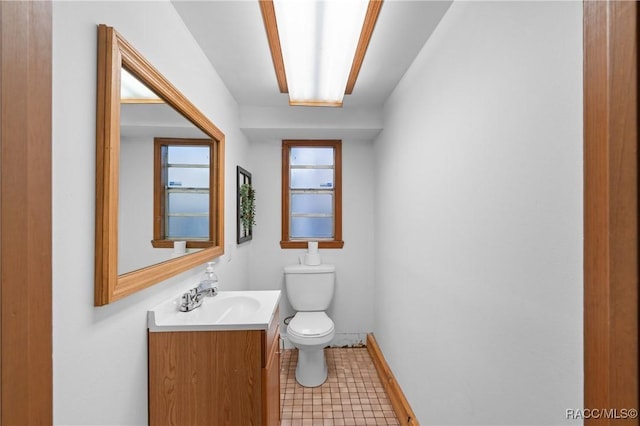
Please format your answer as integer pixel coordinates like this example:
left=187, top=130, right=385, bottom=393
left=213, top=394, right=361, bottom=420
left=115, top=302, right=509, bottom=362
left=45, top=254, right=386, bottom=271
left=259, top=0, right=288, bottom=93
left=0, top=1, right=53, bottom=424
left=367, top=334, right=419, bottom=426
left=583, top=1, right=639, bottom=423
left=345, top=0, right=383, bottom=95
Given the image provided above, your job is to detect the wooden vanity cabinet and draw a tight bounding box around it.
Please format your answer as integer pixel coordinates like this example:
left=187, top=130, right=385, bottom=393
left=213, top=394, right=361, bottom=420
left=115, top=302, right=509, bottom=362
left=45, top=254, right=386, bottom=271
left=148, top=309, right=280, bottom=426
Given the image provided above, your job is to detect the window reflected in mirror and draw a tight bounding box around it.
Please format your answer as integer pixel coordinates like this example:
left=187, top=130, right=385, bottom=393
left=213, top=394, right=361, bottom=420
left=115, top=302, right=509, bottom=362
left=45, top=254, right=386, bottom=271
left=153, top=139, right=216, bottom=246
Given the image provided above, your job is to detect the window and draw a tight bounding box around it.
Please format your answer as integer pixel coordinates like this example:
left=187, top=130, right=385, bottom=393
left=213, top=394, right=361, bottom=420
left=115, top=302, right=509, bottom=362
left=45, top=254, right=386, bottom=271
left=281, top=140, right=343, bottom=249
left=152, top=138, right=217, bottom=248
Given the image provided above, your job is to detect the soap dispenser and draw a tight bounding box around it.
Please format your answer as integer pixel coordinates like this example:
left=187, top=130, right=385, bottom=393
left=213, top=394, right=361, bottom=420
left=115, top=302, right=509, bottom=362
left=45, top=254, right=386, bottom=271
left=196, top=261, right=218, bottom=296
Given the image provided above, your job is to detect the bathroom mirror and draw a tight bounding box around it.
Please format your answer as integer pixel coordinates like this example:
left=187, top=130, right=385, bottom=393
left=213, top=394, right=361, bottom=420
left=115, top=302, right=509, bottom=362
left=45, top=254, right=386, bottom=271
left=119, top=75, right=214, bottom=275
left=95, top=24, right=225, bottom=306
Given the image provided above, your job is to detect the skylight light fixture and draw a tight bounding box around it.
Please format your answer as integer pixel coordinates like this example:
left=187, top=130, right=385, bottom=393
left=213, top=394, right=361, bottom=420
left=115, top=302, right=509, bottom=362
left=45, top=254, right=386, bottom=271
left=120, top=68, right=163, bottom=103
left=261, top=0, right=382, bottom=107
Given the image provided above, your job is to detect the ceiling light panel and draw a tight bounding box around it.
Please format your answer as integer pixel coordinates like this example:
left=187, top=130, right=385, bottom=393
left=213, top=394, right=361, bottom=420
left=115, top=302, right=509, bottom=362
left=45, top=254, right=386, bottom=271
left=121, top=68, right=162, bottom=103
left=272, top=0, right=370, bottom=106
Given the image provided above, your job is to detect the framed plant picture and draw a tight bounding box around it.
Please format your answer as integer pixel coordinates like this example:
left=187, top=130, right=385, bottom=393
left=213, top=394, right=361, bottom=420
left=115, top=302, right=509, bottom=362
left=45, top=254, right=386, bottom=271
left=237, top=166, right=255, bottom=244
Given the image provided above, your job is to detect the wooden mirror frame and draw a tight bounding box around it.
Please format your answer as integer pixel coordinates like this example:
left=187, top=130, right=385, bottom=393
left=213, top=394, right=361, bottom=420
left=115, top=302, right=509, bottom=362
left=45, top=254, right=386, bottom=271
left=95, top=24, right=225, bottom=306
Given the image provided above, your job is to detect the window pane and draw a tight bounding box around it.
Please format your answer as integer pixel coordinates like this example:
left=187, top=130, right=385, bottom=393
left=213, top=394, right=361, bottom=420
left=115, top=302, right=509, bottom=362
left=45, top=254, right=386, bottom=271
left=168, top=192, right=209, bottom=214
left=290, top=169, right=333, bottom=189
left=291, top=193, right=332, bottom=215
left=168, top=145, right=209, bottom=165
left=168, top=167, right=209, bottom=188
left=168, top=216, right=209, bottom=239
left=291, top=217, right=333, bottom=239
left=290, top=147, right=334, bottom=166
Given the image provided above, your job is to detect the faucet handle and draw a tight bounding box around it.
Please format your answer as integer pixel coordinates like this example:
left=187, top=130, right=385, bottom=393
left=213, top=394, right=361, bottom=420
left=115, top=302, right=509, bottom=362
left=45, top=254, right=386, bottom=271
left=179, top=288, right=204, bottom=312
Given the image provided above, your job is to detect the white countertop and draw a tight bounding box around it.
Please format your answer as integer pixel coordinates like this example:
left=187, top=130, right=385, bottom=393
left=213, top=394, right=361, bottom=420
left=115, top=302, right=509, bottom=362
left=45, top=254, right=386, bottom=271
left=148, top=290, right=281, bottom=332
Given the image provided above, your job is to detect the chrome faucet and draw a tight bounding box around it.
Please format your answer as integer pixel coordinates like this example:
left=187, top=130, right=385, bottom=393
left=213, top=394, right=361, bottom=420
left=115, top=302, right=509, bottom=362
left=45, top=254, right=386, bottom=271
left=179, top=262, right=219, bottom=312
left=179, top=282, right=219, bottom=312
left=179, top=288, right=204, bottom=312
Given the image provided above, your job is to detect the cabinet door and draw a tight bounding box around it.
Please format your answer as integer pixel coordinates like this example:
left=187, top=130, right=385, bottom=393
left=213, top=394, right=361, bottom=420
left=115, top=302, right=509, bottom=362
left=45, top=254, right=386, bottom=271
left=149, top=330, right=262, bottom=426
left=262, top=328, right=280, bottom=426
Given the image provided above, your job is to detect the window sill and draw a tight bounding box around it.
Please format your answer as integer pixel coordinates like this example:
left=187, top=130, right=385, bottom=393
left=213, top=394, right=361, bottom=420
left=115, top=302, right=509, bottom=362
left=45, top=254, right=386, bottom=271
left=151, top=240, right=214, bottom=249
left=280, top=240, right=344, bottom=249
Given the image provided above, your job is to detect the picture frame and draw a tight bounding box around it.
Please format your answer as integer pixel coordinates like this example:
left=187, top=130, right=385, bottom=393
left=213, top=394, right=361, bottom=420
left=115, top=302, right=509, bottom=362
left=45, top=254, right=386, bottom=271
left=237, top=166, right=255, bottom=244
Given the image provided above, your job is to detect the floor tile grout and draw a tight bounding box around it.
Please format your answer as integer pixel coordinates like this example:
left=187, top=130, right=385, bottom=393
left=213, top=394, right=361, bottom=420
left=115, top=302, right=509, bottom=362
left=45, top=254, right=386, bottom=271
left=280, top=347, right=400, bottom=426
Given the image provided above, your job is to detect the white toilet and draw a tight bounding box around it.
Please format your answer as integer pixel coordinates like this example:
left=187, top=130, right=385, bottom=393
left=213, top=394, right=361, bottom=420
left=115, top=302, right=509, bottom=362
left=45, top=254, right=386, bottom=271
left=284, top=263, right=336, bottom=387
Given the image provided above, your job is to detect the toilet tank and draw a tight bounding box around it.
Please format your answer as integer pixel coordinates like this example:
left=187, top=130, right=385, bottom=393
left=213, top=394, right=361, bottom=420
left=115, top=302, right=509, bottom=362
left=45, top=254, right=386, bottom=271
left=284, top=264, right=335, bottom=311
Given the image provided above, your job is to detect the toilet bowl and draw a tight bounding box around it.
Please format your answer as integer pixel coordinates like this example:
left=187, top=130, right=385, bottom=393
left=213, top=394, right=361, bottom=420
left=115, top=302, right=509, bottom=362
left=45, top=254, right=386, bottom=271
left=287, top=312, right=335, bottom=387
left=284, top=263, right=336, bottom=387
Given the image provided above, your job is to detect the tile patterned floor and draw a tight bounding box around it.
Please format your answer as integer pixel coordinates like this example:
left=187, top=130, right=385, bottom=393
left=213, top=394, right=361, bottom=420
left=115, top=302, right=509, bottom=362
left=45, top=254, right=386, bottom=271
left=280, top=347, right=400, bottom=426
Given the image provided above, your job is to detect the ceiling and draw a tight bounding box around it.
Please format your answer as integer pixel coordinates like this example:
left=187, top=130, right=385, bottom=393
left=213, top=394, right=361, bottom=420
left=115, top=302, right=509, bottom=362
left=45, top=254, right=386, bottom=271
left=171, top=0, right=452, bottom=110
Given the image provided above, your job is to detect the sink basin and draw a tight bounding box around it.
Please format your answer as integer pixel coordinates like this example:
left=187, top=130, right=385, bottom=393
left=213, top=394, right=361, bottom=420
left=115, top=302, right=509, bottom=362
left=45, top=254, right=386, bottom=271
left=148, top=290, right=281, bottom=332
left=210, top=295, right=261, bottom=323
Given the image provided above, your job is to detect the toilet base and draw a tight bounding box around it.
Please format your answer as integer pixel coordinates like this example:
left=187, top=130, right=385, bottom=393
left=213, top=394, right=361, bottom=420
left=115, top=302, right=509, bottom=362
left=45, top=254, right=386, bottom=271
left=295, top=347, right=328, bottom=387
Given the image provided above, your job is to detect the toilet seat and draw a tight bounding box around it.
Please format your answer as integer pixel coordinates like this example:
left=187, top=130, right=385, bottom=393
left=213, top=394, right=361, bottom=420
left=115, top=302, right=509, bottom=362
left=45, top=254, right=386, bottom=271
left=288, top=312, right=334, bottom=339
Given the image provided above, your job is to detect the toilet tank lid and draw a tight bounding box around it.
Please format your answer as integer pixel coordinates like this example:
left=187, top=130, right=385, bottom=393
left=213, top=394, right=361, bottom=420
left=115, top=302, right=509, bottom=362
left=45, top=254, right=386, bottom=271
left=284, top=264, right=335, bottom=274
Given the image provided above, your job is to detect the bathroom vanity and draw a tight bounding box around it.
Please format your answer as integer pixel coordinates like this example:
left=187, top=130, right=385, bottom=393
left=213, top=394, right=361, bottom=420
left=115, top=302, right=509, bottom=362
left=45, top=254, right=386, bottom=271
left=147, top=291, right=281, bottom=426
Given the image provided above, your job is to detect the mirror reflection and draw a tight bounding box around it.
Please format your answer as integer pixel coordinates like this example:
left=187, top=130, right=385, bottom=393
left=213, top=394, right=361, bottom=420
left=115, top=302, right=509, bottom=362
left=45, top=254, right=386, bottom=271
left=118, top=70, right=212, bottom=275
left=95, top=24, right=224, bottom=305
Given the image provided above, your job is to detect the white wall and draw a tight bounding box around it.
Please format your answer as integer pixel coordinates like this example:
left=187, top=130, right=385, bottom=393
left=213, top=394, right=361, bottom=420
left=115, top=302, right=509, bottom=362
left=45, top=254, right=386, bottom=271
left=373, top=2, right=583, bottom=425
left=247, top=138, right=375, bottom=346
left=53, top=2, right=250, bottom=424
